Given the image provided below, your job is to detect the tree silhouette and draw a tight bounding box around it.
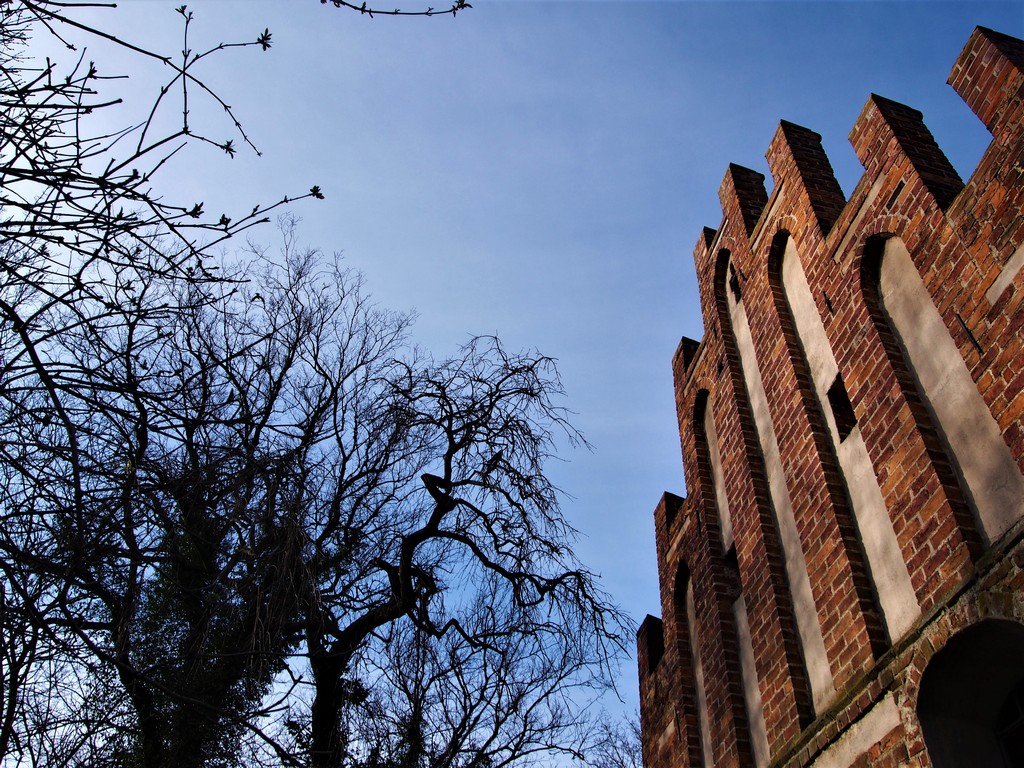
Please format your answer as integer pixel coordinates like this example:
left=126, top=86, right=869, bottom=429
left=317, top=0, right=472, bottom=18
left=0, top=3, right=630, bottom=766
left=0, top=3, right=316, bottom=759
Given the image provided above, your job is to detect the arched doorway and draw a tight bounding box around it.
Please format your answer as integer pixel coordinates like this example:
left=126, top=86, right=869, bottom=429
left=918, top=619, right=1024, bottom=767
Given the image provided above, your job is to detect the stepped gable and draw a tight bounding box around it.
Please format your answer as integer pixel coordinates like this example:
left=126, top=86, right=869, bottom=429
left=639, top=26, right=1024, bottom=768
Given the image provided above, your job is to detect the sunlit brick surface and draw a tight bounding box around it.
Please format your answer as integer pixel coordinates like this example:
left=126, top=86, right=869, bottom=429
left=639, top=26, right=1024, bottom=768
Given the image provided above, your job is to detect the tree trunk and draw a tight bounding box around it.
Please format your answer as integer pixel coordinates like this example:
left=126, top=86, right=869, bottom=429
left=309, top=649, right=349, bottom=768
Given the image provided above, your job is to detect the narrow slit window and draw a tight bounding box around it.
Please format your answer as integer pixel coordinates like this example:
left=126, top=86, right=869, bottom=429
left=827, top=373, right=857, bottom=442
left=725, top=544, right=740, bottom=588
left=647, top=622, right=665, bottom=670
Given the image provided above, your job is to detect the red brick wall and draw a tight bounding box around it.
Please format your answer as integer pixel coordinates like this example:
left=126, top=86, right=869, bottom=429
left=639, top=26, right=1024, bottom=768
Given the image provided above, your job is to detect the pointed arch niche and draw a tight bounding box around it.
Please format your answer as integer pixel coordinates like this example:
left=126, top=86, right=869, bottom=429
left=694, top=390, right=769, bottom=766
left=674, top=563, right=711, bottom=767
left=868, top=236, right=1024, bottom=546
left=773, top=233, right=919, bottom=643
left=716, top=248, right=835, bottom=715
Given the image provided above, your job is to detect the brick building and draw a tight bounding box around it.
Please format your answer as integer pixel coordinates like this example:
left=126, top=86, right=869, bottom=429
left=637, top=26, right=1024, bottom=768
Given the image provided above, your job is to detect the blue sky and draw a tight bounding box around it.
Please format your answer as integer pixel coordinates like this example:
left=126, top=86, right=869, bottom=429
left=63, top=0, right=1024, bottom=713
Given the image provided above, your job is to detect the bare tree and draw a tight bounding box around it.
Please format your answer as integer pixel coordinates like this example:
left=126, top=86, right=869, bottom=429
left=0, top=2, right=320, bottom=761
left=0, top=2, right=629, bottom=766
left=0, top=214, right=629, bottom=765
left=287, top=325, right=625, bottom=766
left=333, top=581, right=614, bottom=768
left=587, top=714, right=642, bottom=768
left=317, top=0, right=472, bottom=18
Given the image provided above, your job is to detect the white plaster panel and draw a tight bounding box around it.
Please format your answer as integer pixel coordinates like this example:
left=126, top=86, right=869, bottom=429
left=782, top=241, right=920, bottom=642
left=809, top=693, right=900, bottom=768
left=657, top=719, right=675, bottom=751
left=734, top=595, right=771, bottom=768
left=986, top=241, right=1024, bottom=306
left=687, top=583, right=714, bottom=767
left=705, top=403, right=734, bottom=551
left=728, top=278, right=836, bottom=713
left=836, top=429, right=920, bottom=640
left=881, top=239, right=1024, bottom=543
